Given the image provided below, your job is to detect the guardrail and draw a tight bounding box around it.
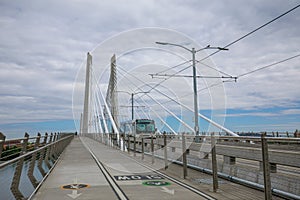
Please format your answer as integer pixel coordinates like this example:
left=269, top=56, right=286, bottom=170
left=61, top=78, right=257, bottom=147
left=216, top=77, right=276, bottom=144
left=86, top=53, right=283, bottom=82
left=84, top=133, right=300, bottom=200
left=0, top=132, right=74, bottom=200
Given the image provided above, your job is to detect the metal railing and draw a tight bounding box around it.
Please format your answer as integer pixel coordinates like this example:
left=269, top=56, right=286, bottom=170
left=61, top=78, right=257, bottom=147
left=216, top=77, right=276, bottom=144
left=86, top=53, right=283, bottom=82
left=0, top=132, right=74, bottom=200
left=84, top=132, right=300, bottom=200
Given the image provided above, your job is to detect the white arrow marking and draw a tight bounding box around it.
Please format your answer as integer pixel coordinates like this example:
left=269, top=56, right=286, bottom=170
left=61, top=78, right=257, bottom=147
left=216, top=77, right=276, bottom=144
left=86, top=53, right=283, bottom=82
left=67, top=177, right=82, bottom=199
left=161, top=186, right=175, bottom=195
left=67, top=190, right=82, bottom=199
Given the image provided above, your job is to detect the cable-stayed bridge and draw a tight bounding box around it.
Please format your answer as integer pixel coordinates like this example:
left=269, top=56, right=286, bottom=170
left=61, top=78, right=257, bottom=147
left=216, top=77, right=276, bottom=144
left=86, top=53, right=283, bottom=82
left=1, top=3, right=300, bottom=199
left=79, top=51, right=238, bottom=140
left=1, top=51, right=300, bottom=200
left=0, top=52, right=291, bottom=200
left=0, top=36, right=300, bottom=199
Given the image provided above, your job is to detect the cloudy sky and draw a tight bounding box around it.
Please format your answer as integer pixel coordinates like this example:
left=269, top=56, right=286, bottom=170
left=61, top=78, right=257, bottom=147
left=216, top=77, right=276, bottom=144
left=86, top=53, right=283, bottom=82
left=0, top=0, right=299, bottom=138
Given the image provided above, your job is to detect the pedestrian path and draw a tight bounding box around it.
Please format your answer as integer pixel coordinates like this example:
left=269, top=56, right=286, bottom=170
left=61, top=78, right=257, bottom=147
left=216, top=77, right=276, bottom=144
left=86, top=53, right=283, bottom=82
left=32, top=137, right=117, bottom=200
left=32, top=137, right=284, bottom=200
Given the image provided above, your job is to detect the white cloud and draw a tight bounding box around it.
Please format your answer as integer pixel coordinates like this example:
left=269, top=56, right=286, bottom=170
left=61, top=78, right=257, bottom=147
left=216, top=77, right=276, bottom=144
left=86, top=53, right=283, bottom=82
left=281, top=109, right=300, bottom=115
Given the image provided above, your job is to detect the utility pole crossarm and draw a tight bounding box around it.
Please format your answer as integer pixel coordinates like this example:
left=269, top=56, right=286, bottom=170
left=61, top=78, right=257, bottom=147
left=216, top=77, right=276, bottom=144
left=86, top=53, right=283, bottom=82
left=117, top=90, right=149, bottom=121
left=149, top=73, right=237, bottom=79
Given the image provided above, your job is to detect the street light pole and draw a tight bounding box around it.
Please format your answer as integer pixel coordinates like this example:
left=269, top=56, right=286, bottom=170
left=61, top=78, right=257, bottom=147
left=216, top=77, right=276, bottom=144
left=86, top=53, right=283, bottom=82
left=155, top=42, right=228, bottom=140
left=191, top=48, right=199, bottom=137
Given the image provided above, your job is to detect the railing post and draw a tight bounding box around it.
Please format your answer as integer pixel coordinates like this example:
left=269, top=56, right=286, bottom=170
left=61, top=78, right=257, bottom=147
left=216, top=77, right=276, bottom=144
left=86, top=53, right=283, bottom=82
left=122, top=135, right=125, bottom=151
left=55, top=133, right=62, bottom=156
left=182, top=133, right=187, bottom=179
left=110, top=133, right=113, bottom=147
left=11, top=132, right=29, bottom=200
left=59, top=135, right=69, bottom=154
left=141, top=137, right=144, bottom=160
left=164, top=133, right=168, bottom=170
left=23, top=132, right=29, bottom=153
left=51, top=133, right=58, bottom=159
left=261, top=133, right=272, bottom=200
left=119, top=134, right=121, bottom=149
left=127, top=134, right=130, bottom=154
left=151, top=135, right=154, bottom=164
left=53, top=132, right=57, bottom=141
left=45, top=133, right=53, bottom=169
left=134, top=135, right=136, bottom=157
left=28, top=133, right=41, bottom=187
left=211, top=133, right=218, bottom=192
left=38, top=133, right=48, bottom=176
left=43, top=132, right=48, bottom=144
left=115, top=134, right=118, bottom=148
left=0, top=132, right=6, bottom=160
left=50, top=132, right=56, bottom=157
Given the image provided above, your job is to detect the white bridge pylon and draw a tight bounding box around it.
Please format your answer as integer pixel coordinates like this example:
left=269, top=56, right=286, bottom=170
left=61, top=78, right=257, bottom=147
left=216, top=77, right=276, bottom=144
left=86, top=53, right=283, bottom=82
left=81, top=52, right=238, bottom=139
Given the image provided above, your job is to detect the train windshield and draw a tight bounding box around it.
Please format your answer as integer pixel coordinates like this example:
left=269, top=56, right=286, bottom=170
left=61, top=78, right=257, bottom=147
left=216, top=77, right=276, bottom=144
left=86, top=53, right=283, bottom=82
left=135, top=120, right=155, bottom=133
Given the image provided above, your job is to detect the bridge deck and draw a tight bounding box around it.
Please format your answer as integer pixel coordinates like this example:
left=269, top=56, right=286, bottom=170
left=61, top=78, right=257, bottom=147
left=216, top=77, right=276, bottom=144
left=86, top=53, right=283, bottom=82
left=32, top=137, right=284, bottom=200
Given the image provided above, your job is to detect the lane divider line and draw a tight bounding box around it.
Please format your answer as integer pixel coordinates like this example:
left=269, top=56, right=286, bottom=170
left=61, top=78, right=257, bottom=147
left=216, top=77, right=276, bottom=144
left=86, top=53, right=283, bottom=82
left=80, top=138, right=129, bottom=200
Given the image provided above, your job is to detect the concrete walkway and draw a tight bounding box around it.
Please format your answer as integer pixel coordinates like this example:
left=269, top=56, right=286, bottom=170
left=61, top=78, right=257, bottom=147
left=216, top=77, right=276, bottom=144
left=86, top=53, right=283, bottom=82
left=33, top=137, right=284, bottom=200
left=79, top=137, right=209, bottom=200
left=32, top=137, right=117, bottom=200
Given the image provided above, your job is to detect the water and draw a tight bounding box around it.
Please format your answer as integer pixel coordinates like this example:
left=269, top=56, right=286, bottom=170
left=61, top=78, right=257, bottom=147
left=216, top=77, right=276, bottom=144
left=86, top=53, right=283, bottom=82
left=0, top=159, right=50, bottom=200
left=4, top=132, right=29, bottom=140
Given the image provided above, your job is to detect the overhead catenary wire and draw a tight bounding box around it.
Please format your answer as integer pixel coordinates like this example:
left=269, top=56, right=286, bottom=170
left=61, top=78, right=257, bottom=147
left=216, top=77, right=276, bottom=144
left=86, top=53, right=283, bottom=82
left=148, top=63, right=193, bottom=93
left=151, top=74, right=235, bottom=79
left=148, top=4, right=300, bottom=95
left=87, top=5, right=300, bottom=136
left=119, top=51, right=300, bottom=134
left=116, top=66, right=189, bottom=133
left=200, top=4, right=300, bottom=62
left=144, top=92, right=195, bottom=133
left=165, top=53, right=300, bottom=106
left=150, top=51, right=234, bottom=81
left=116, top=67, right=186, bottom=133
left=136, top=95, right=177, bottom=134
left=195, top=60, right=234, bottom=78
left=116, top=52, right=300, bottom=120
left=117, top=64, right=238, bottom=136
left=151, top=60, right=192, bottom=76
left=238, top=53, right=300, bottom=78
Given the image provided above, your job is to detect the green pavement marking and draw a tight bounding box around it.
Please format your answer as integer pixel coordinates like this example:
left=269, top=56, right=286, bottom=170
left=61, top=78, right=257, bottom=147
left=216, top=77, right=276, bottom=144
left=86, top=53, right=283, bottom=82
left=142, top=180, right=171, bottom=187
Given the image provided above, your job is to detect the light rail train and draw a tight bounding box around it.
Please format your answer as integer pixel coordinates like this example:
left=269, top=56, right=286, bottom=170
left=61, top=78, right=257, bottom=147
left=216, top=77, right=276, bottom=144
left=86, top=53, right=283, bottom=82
left=120, top=119, right=155, bottom=138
